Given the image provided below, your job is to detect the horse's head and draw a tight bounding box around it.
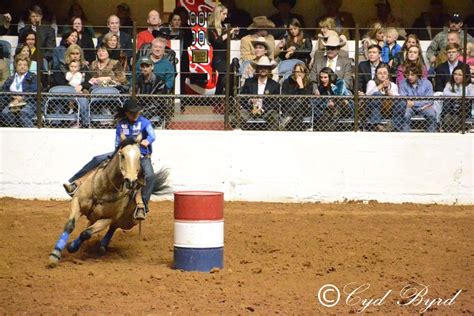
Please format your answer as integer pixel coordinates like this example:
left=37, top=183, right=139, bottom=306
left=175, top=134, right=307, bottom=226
left=118, top=133, right=143, bottom=190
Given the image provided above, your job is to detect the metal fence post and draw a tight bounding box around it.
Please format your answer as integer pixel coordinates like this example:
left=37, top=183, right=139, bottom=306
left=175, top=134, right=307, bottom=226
left=460, top=24, right=468, bottom=134
left=353, top=24, right=360, bottom=132
left=131, top=21, right=137, bottom=101
left=224, top=27, right=231, bottom=130
left=36, top=33, right=44, bottom=128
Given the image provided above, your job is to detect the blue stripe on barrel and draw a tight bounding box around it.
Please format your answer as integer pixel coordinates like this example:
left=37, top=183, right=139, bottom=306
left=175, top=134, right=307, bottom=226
left=174, top=191, right=224, bottom=272
left=174, top=247, right=223, bottom=271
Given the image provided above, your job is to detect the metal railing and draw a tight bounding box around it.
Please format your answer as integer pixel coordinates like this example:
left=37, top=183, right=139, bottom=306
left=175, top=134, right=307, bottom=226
left=0, top=23, right=473, bottom=132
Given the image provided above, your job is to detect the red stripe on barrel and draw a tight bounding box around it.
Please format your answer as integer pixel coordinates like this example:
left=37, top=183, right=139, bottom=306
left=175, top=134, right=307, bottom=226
left=174, top=191, right=224, bottom=220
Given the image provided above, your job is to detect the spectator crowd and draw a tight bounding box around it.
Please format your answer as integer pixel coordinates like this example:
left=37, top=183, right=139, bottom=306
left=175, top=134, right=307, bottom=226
left=0, top=0, right=473, bottom=131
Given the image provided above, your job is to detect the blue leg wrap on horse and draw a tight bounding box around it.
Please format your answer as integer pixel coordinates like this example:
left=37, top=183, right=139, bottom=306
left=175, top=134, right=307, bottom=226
left=67, top=236, right=82, bottom=253
left=100, top=228, right=116, bottom=249
left=54, top=232, right=70, bottom=251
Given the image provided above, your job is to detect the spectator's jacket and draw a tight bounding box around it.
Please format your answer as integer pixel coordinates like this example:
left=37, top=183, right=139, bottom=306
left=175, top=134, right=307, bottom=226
left=358, top=61, right=381, bottom=93
left=97, top=31, right=133, bottom=58
left=115, top=115, right=155, bottom=156
left=136, top=73, right=169, bottom=95
left=136, top=29, right=155, bottom=50
left=434, top=61, right=470, bottom=92
left=310, top=55, right=354, bottom=91
left=282, top=77, right=312, bottom=95
left=426, top=28, right=473, bottom=61
left=240, top=77, right=281, bottom=112
left=276, top=36, right=313, bottom=64
left=399, top=78, right=433, bottom=108
left=381, top=42, right=401, bottom=64
left=2, top=71, right=38, bottom=93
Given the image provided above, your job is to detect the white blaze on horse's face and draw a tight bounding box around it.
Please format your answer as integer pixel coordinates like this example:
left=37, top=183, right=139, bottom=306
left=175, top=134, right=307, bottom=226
left=119, top=145, right=142, bottom=183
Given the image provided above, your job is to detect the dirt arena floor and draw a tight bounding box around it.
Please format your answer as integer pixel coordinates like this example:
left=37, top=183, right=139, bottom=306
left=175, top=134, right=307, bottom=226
left=0, top=197, right=473, bottom=315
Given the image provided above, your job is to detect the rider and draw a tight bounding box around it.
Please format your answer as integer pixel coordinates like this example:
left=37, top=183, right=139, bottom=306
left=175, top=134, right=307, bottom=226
left=63, top=98, right=156, bottom=220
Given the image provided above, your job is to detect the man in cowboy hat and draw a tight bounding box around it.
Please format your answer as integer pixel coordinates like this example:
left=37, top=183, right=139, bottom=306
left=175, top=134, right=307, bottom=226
left=269, top=0, right=305, bottom=39
left=238, top=56, right=281, bottom=130
left=240, top=16, right=276, bottom=62
left=310, top=34, right=353, bottom=91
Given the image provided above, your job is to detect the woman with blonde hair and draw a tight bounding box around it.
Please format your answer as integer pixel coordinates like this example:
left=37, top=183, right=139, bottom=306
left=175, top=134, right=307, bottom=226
left=103, top=32, right=128, bottom=70
left=53, top=44, right=91, bottom=91
left=360, top=22, right=384, bottom=61
left=208, top=3, right=238, bottom=94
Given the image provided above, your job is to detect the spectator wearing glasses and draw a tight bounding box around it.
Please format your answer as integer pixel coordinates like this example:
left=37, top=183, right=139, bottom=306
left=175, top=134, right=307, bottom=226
left=1, top=55, right=37, bottom=127
left=426, top=13, right=473, bottom=67
left=310, top=34, right=353, bottom=92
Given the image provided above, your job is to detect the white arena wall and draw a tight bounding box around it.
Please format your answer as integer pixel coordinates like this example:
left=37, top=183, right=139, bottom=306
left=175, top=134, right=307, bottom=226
left=0, top=128, right=472, bottom=205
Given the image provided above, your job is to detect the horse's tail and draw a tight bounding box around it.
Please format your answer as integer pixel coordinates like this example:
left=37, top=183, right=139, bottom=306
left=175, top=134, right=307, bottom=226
left=151, top=168, right=170, bottom=195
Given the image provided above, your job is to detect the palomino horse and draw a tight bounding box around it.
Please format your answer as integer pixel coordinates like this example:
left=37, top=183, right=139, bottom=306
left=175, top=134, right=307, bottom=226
left=49, top=134, right=168, bottom=266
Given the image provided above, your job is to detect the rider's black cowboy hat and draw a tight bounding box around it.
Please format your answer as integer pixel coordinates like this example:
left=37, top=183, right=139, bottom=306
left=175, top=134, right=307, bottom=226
left=123, top=99, right=143, bottom=113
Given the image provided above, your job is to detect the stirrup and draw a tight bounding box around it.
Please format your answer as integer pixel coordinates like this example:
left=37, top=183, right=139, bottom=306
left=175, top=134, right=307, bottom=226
left=134, top=206, right=146, bottom=220
left=63, top=182, right=78, bottom=197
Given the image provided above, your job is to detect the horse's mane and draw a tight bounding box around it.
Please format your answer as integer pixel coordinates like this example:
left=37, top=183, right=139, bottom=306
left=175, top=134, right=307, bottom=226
left=119, top=137, right=138, bottom=149
left=112, top=137, right=140, bottom=158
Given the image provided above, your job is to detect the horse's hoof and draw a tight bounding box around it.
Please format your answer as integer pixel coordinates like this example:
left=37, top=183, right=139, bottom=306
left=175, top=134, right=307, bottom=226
left=98, top=245, right=107, bottom=256
left=66, top=242, right=79, bottom=253
left=48, top=249, right=61, bottom=267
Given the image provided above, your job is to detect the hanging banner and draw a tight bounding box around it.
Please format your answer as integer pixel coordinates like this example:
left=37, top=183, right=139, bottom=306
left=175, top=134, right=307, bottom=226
left=176, top=0, right=217, bottom=95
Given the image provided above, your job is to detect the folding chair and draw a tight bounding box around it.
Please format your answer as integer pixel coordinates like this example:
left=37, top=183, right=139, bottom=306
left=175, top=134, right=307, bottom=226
left=43, top=86, right=81, bottom=127
left=89, top=87, right=123, bottom=126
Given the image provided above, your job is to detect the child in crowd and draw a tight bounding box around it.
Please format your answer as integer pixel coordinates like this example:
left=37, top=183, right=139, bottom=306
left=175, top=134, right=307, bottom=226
left=458, top=42, right=474, bottom=67
left=65, top=60, right=85, bottom=114
left=381, top=27, right=401, bottom=67
left=66, top=60, right=84, bottom=89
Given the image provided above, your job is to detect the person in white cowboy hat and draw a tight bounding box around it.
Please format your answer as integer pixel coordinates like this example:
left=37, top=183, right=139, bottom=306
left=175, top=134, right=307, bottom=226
left=240, top=16, right=276, bottom=62
left=240, top=36, right=279, bottom=85
left=237, top=56, right=281, bottom=130
left=310, top=34, right=353, bottom=91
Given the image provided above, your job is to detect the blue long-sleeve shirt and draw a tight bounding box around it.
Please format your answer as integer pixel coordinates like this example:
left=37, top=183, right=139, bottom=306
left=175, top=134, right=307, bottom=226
left=381, top=42, right=401, bottom=64
left=115, top=115, right=155, bottom=155
left=399, top=78, right=434, bottom=108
